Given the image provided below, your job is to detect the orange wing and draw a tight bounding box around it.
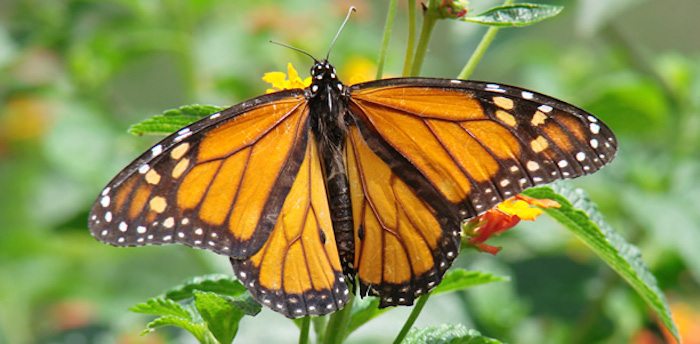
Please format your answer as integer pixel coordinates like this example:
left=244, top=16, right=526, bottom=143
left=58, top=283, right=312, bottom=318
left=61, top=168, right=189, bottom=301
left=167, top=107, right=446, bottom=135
left=230, top=134, right=349, bottom=317
left=345, top=78, right=616, bottom=306
left=346, top=126, right=461, bottom=307
left=89, top=92, right=310, bottom=258
left=348, top=79, right=617, bottom=219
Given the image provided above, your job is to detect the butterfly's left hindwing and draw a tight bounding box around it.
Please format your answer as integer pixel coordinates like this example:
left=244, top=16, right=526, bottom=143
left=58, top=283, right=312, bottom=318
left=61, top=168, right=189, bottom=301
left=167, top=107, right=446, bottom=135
left=231, top=133, right=349, bottom=317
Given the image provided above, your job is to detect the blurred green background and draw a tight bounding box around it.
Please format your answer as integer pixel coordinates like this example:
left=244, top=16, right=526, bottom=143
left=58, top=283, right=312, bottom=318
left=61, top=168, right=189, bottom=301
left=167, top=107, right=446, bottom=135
left=1, top=0, right=699, bottom=343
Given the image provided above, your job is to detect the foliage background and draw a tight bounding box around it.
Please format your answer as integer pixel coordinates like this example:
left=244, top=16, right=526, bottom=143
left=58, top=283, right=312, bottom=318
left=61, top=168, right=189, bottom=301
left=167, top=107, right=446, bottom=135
left=1, top=0, right=699, bottom=343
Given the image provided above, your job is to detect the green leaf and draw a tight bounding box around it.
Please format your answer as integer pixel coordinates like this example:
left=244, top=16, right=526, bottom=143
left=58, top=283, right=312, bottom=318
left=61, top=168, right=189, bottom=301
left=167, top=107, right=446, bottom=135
left=463, top=4, right=563, bottom=27
left=164, top=274, right=247, bottom=301
left=347, top=297, right=388, bottom=335
left=194, top=291, right=245, bottom=344
left=130, top=297, right=192, bottom=319
left=402, top=324, right=502, bottom=344
left=128, top=104, right=225, bottom=136
left=522, top=182, right=679, bottom=342
left=431, top=269, right=506, bottom=296
left=142, top=315, right=214, bottom=344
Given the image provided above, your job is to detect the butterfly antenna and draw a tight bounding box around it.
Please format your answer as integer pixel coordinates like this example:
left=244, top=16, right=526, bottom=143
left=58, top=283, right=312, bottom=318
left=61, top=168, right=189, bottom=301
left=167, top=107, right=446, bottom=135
left=269, top=41, right=319, bottom=63
left=326, top=6, right=356, bottom=60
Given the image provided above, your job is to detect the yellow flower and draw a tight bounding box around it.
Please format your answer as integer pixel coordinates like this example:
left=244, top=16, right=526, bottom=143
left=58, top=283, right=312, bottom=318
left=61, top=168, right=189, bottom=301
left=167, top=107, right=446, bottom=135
left=464, top=195, right=560, bottom=255
left=262, top=63, right=312, bottom=93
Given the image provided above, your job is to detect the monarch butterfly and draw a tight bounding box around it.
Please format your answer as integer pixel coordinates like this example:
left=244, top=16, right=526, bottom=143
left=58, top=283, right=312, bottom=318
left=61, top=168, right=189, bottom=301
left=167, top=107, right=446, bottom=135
left=88, top=26, right=616, bottom=319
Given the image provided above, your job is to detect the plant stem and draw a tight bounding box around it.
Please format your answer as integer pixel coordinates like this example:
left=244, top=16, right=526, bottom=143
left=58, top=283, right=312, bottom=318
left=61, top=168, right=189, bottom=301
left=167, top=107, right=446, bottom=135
left=299, top=317, right=310, bottom=344
left=409, top=8, right=438, bottom=76
left=392, top=294, right=430, bottom=344
left=402, top=0, right=417, bottom=76
left=377, top=0, right=398, bottom=79
left=457, top=0, right=515, bottom=80
left=323, top=297, right=354, bottom=344
left=313, top=316, right=328, bottom=343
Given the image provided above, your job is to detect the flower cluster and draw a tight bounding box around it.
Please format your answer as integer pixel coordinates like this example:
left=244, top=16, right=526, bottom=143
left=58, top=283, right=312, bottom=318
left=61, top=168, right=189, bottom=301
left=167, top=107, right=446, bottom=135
left=263, top=63, right=311, bottom=93
left=437, top=0, right=469, bottom=19
left=463, top=195, right=560, bottom=255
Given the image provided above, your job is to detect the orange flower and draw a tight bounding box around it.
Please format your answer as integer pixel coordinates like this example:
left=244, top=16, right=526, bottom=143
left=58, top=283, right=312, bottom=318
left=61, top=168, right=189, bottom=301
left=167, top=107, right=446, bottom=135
left=464, top=195, right=560, bottom=255
left=263, top=63, right=312, bottom=93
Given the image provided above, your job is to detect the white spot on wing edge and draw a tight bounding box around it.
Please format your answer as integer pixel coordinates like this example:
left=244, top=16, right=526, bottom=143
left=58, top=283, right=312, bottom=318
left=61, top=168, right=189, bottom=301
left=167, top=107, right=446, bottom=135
left=209, top=112, right=221, bottom=119
left=522, top=91, right=534, bottom=99
left=450, top=79, right=462, bottom=84
left=138, top=164, right=149, bottom=174
left=101, top=187, right=111, bottom=196
left=100, top=195, right=110, bottom=207
left=151, top=144, right=163, bottom=157
left=538, top=104, right=553, bottom=113
left=485, top=83, right=506, bottom=93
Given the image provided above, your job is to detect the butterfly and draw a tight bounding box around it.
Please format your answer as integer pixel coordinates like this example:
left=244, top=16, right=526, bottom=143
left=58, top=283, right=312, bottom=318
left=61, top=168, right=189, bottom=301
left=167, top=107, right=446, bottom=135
left=88, top=54, right=617, bottom=318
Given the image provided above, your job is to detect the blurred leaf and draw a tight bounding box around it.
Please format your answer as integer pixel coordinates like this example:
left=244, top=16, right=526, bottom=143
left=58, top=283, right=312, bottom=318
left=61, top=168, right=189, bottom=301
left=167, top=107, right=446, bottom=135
left=431, top=269, right=506, bottom=296
left=130, top=297, right=191, bottom=318
left=463, top=4, right=563, bottom=27
left=194, top=291, right=245, bottom=344
left=142, top=315, right=213, bottom=344
left=164, top=274, right=247, bottom=301
left=402, top=324, right=502, bottom=344
left=522, top=182, right=679, bottom=342
left=347, top=297, right=387, bottom=335
left=128, top=104, right=225, bottom=136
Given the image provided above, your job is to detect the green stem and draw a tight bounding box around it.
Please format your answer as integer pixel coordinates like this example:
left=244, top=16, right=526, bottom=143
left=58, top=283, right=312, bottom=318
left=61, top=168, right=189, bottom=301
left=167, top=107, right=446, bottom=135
left=313, top=316, right=328, bottom=343
left=457, top=0, right=515, bottom=80
left=299, top=317, right=311, bottom=344
left=392, top=294, right=430, bottom=344
left=402, top=0, right=417, bottom=76
left=409, top=10, right=438, bottom=76
left=323, top=297, right=355, bottom=344
left=377, top=0, right=399, bottom=79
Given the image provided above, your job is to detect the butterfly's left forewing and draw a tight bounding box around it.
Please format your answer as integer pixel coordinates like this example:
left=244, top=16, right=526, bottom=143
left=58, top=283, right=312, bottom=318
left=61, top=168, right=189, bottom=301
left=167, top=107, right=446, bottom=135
left=89, top=91, right=313, bottom=258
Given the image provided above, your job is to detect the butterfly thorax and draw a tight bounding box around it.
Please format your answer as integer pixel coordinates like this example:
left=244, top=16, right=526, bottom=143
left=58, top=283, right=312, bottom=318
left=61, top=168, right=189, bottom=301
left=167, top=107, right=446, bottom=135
left=307, top=60, right=356, bottom=285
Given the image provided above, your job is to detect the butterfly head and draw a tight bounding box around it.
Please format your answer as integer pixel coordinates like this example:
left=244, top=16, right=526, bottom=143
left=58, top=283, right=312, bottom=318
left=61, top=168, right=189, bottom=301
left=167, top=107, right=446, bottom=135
left=309, top=60, right=345, bottom=96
